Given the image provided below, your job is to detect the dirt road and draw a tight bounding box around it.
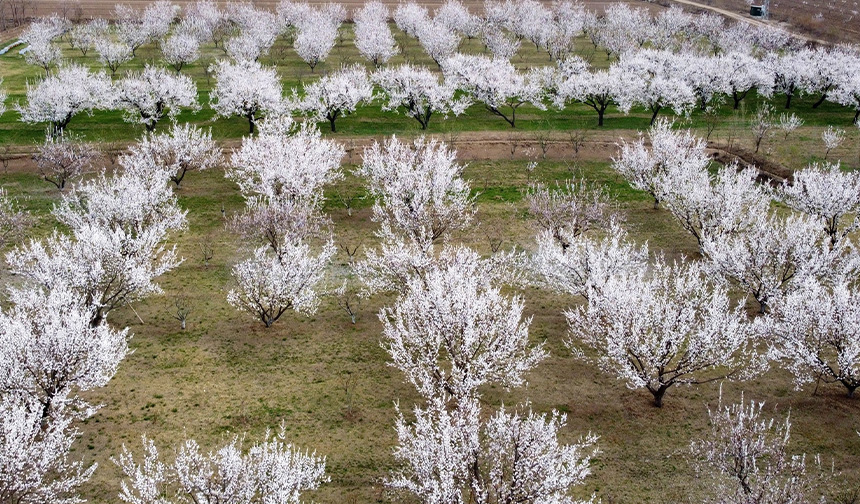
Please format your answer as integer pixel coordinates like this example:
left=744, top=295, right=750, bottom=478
left=665, top=0, right=829, bottom=44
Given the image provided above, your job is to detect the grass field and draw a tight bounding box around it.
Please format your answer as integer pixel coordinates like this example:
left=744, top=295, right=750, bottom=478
left=2, top=20, right=860, bottom=504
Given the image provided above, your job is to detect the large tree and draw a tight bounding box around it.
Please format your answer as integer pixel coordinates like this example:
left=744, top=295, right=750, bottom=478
left=567, top=258, right=762, bottom=407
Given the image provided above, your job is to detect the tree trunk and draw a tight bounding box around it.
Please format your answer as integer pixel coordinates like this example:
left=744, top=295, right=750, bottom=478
left=649, top=106, right=661, bottom=126
left=597, top=108, right=605, bottom=126
left=785, top=92, right=793, bottom=109
left=650, top=386, right=669, bottom=408
left=812, top=93, right=827, bottom=109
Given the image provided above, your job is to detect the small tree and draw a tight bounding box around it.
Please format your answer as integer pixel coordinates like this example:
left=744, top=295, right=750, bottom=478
left=209, top=60, right=283, bottom=133
left=0, top=189, right=32, bottom=249
left=227, top=242, right=334, bottom=328
left=373, top=64, right=470, bottom=130
left=115, top=65, right=200, bottom=131
left=777, top=112, right=803, bottom=140
left=127, top=123, right=221, bottom=187
left=358, top=136, right=475, bottom=247
left=526, top=179, right=615, bottom=249
left=160, top=31, right=200, bottom=72
left=95, top=39, right=134, bottom=76
left=690, top=394, right=825, bottom=504
left=567, top=258, right=763, bottom=407
left=32, top=132, right=99, bottom=190
left=171, top=294, right=191, bottom=331
left=750, top=103, right=774, bottom=154
left=766, top=279, right=860, bottom=397
left=291, top=65, right=373, bottom=133
left=68, top=18, right=107, bottom=56
left=821, top=125, right=845, bottom=160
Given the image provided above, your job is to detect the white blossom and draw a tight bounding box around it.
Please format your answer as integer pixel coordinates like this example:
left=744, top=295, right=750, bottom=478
left=0, top=395, right=95, bottom=504
left=95, top=38, right=134, bottom=76
left=209, top=60, right=283, bottom=133
left=115, top=427, right=327, bottom=504
left=0, top=189, right=32, bottom=250
left=16, top=64, right=114, bottom=135
left=690, top=394, right=825, bottom=504
left=32, top=132, right=99, bottom=190
left=821, top=125, right=845, bottom=160
left=389, top=397, right=596, bottom=504
left=354, top=2, right=398, bottom=68
left=160, top=32, right=200, bottom=72
left=373, top=64, right=469, bottom=130
left=773, top=162, right=860, bottom=246
left=126, top=123, right=221, bottom=187
left=8, top=168, right=186, bottom=325
left=0, top=286, right=129, bottom=419
left=291, top=65, right=373, bottom=132
left=765, top=279, right=860, bottom=397
left=228, top=242, right=334, bottom=328
left=394, top=2, right=429, bottom=38
left=381, top=246, right=545, bottom=400
left=227, top=115, right=344, bottom=203
left=115, top=65, right=199, bottom=130
left=701, top=213, right=856, bottom=313
left=443, top=53, right=546, bottom=128
left=358, top=135, right=475, bottom=246
left=293, top=12, right=338, bottom=72
left=531, top=223, right=648, bottom=299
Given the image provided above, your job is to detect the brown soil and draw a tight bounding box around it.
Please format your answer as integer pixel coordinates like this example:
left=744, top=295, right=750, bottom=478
left=708, top=141, right=795, bottom=183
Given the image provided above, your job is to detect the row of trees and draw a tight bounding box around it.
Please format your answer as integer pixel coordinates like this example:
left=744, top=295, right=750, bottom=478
left=16, top=0, right=802, bottom=77
left=1, top=108, right=847, bottom=501
left=9, top=0, right=860, bottom=138
left=8, top=41, right=860, bottom=141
